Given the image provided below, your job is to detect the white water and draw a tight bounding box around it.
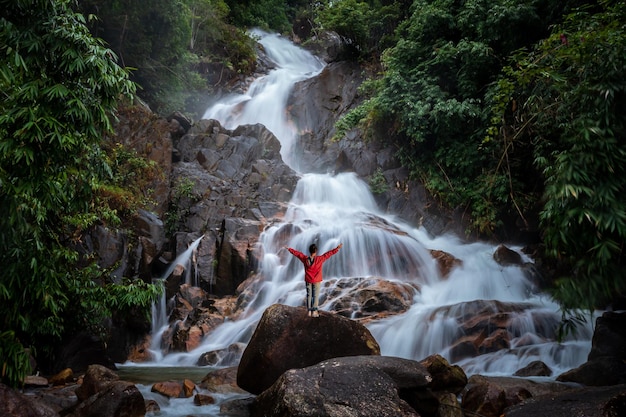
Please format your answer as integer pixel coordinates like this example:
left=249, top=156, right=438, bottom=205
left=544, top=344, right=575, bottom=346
left=128, top=29, right=596, bottom=416
left=203, top=28, right=324, bottom=170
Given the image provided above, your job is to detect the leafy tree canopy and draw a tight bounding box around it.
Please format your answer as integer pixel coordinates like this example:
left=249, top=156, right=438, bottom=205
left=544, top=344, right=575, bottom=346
left=0, top=0, right=160, bottom=387
left=493, top=0, right=626, bottom=310
left=335, top=0, right=624, bottom=311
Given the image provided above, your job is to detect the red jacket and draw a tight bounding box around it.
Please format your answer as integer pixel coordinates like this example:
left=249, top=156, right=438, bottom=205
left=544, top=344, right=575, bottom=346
left=287, top=246, right=341, bottom=284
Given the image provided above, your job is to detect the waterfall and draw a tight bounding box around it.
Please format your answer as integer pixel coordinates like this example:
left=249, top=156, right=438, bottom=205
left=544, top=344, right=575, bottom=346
left=203, top=28, right=324, bottom=170
left=145, top=29, right=594, bottom=376
left=149, top=235, right=204, bottom=360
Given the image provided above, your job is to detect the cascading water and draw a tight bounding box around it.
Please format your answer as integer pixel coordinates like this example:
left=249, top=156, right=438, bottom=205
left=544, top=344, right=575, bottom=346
left=203, top=28, right=324, bottom=170
left=126, top=29, right=596, bottom=416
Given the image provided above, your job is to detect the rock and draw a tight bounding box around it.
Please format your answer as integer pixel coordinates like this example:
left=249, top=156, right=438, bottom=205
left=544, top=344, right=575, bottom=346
left=251, top=356, right=430, bottom=417
left=145, top=399, right=160, bottom=413
left=504, top=384, right=626, bottom=417
left=151, top=380, right=184, bottom=398
left=589, top=311, right=626, bottom=360
left=171, top=120, right=299, bottom=296
left=24, top=375, right=50, bottom=387
left=431, top=299, right=558, bottom=362
left=0, top=382, right=59, bottom=417
left=420, top=354, right=468, bottom=394
left=286, top=61, right=366, bottom=174
left=493, top=244, right=524, bottom=266
left=430, top=249, right=463, bottom=278
left=66, top=381, right=145, bottom=417
left=74, top=364, right=119, bottom=402
left=514, top=360, right=552, bottom=377
left=236, top=304, right=381, bottom=394
left=436, top=391, right=464, bottom=417
left=557, top=356, right=626, bottom=386
left=194, top=393, right=216, bottom=405
left=183, top=379, right=196, bottom=397
left=221, top=397, right=255, bottom=417
left=322, top=277, right=417, bottom=321
left=28, top=384, right=80, bottom=413
left=48, top=368, right=74, bottom=386
left=197, top=343, right=246, bottom=367
left=199, top=366, right=247, bottom=394
left=556, top=311, right=626, bottom=386
left=113, top=104, right=173, bottom=216
left=159, top=284, right=227, bottom=353
left=461, top=375, right=575, bottom=417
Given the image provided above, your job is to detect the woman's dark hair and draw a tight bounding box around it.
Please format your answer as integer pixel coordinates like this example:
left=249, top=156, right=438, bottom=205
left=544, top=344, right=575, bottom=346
left=309, top=243, right=317, bottom=255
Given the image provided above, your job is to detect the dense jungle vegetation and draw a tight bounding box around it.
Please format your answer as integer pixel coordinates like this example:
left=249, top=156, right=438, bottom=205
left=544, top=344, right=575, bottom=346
left=1, top=0, right=624, bottom=388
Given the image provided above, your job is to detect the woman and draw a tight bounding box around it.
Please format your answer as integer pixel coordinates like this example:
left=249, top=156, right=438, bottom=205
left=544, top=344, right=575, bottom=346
left=285, top=242, right=343, bottom=317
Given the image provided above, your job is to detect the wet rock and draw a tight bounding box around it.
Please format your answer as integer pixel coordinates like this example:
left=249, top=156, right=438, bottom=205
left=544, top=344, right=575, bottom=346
left=493, top=244, right=524, bottom=266
left=197, top=343, right=246, bottom=367
left=514, top=360, right=552, bottom=377
left=199, top=366, right=247, bottom=394
left=236, top=304, right=380, bottom=394
left=159, top=284, right=227, bottom=353
left=322, top=277, right=417, bottom=320
left=194, top=393, right=216, bottom=405
left=432, top=300, right=559, bottom=362
left=251, top=356, right=430, bottom=417
left=151, top=381, right=184, bottom=398
left=430, top=249, right=463, bottom=278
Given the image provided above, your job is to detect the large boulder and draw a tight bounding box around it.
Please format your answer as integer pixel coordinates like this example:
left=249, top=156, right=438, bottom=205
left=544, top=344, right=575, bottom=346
left=237, top=304, right=381, bottom=394
left=75, top=364, right=120, bottom=402
left=557, top=311, right=626, bottom=386
left=251, top=355, right=431, bottom=417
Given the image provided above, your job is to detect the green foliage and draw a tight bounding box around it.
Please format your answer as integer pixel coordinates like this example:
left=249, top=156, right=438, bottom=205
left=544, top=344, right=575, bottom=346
left=166, top=177, right=198, bottom=235
left=0, top=331, right=32, bottom=388
left=340, top=0, right=568, bottom=235
left=95, top=142, right=161, bottom=222
left=225, top=0, right=291, bottom=32
left=490, top=0, right=626, bottom=309
left=0, top=0, right=160, bottom=387
left=316, top=0, right=407, bottom=58
left=369, top=168, right=389, bottom=194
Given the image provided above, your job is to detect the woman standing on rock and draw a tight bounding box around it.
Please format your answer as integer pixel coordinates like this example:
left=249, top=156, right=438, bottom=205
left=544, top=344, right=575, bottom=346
left=285, top=242, right=343, bottom=317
